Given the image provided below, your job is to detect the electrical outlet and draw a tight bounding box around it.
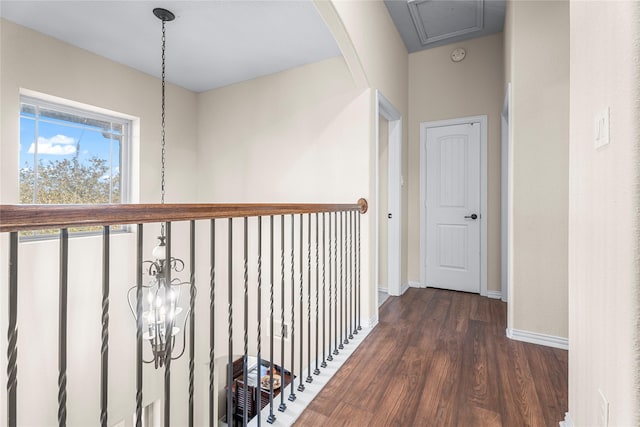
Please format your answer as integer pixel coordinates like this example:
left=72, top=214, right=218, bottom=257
left=598, top=389, right=609, bottom=427
left=273, top=321, right=288, bottom=339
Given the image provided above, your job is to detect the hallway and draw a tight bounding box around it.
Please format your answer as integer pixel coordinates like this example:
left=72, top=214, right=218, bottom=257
left=294, top=288, right=568, bottom=426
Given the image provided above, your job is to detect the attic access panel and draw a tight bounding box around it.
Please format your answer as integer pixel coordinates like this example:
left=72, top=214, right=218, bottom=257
left=408, top=0, right=484, bottom=46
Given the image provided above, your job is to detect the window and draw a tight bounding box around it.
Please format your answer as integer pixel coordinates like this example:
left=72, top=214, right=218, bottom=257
left=19, top=95, right=131, bottom=237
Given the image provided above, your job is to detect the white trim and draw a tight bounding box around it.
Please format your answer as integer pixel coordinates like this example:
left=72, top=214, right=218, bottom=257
left=362, top=315, right=379, bottom=329
left=486, top=290, right=502, bottom=300
left=375, top=90, right=403, bottom=297
left=501, top=83, right=512, bottom=304
left=506, top=328, right=569, bottom=350
left=408, top=280, right=422, bottom=288
left=559, top=412, right=573, bottom=427
left=400, top=282, right=410, bottom=295
left=377, top=286, right=389, bottom=293
left=249, top=325, right=374, bottom=426
left=420, top=115, right=488, bottom=296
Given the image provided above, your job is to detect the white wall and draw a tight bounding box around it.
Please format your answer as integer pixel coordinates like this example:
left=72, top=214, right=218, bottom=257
left=503, top=0, right=569, bottom=339
left=407, top=33, right=504, bottom=292
left=569, top=1, right=640, bottom=425
left=196, top=57, right=367, bottom=204
left=325, top=0, right=410, bottom=287
left=0, top=19, right=198, bottom=426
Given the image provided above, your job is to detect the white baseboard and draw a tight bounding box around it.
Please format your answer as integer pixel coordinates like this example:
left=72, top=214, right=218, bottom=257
left=506, top=328, right=568, bottom=350
left=408, top=281, right=422, bottom=288
left=559, top=412, right=573, bottom=427
left=377, top=286, right=388, bottom=293
left=487, top=290, right=502, bottom=299
left=362, top=314, right=378, bottom=329
left=400, top=282, right=410, bottom=295
left=250, top=325, right=373, bottom=426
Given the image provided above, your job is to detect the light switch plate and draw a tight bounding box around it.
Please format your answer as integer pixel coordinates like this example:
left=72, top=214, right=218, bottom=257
left=594, top=107, right=610, bottom=149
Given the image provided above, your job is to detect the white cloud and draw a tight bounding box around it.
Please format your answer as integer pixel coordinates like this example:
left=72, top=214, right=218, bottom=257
left=28, top=134, right=76, bottom=155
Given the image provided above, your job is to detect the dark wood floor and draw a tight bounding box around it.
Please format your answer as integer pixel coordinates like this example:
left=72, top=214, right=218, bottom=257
left=294, top=288, right=567, bottom=427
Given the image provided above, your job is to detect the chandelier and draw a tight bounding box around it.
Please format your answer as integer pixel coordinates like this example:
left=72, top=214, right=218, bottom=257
left=127, top=8, right=191, bottom=369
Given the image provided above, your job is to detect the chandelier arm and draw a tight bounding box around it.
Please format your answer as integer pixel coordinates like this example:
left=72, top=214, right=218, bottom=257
left=143, top=260, right=161, bottom=276
left=170, top=308, right=191, bottom=360
left=171, top=258, right=185, bottom=273
left=126, top=286, right=137, bottom=318
left=126, top=283, right=159, bottom=319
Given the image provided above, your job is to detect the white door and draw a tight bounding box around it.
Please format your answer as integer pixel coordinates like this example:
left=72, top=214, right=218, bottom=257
left=425, top=122, right=481, bottom=293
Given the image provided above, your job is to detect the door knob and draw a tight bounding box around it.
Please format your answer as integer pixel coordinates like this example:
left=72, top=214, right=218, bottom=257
left=464, top=214, right=478, bottom=220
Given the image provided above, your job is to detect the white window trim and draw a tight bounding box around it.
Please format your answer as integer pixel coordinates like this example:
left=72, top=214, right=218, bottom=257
left=18, top=89, right=140, bottom=240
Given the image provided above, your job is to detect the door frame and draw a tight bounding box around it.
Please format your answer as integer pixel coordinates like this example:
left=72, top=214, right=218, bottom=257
left=419, top=115, right=488, bottom=296
left=501, top=83, right=511, bottom=304
left=375, top=90, right=402, bottom=299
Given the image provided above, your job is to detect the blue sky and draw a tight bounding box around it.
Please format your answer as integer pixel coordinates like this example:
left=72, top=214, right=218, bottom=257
left=19, top=111, right=120, bottom=173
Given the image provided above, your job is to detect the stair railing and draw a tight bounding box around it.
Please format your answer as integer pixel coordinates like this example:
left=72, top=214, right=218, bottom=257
left=2, top=198, right=367, bottom=427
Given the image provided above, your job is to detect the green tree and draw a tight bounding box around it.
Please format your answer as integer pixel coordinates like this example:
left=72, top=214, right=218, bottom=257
left=19, top=157, right=121, bottom=236
left=20, top=157, right=120, bottom=204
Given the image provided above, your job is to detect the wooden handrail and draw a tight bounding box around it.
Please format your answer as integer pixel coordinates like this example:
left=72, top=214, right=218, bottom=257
left=0, top=198, right=368, bottom=232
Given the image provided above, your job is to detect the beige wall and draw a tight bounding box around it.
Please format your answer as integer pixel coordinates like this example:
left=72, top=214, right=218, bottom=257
left=196, top=57, right=366, bottom=203
left=569, top=1, right=640, bottom=425
left=328, top=0, right=410, bottom=287
left=0, top=19, right=198, bottom=426
left=504, top=0, right=569, bottom=339
left=196, top=56, right=375, bottom=323
left=408, top=33, right=504, bottom=292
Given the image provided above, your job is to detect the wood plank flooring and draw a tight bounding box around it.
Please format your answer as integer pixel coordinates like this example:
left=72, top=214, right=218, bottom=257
left=294, top=288, right=567, bottom=427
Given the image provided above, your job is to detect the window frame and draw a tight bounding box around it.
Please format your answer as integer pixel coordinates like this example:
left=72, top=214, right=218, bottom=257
left=19, top=94, right=134, bottom=240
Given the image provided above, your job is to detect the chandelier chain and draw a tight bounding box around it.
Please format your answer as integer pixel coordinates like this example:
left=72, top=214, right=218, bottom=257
left=160, top=18, right=167, bottom=235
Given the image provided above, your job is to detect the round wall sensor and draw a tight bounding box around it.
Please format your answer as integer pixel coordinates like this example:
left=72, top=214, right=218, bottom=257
left=451, top=48, right=466, bottom=62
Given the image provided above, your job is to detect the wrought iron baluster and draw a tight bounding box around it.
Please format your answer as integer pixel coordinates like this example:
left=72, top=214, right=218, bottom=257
left=58, top=228, right=69, bottom=427
left=297, top=214, right=305, bottom=392
left=164, top=222, right=173, bottom=427
left=305, top=213, right=313, bottom=384
left=209, top=220, right=215, bottom=427
left=314, top=213, right=320, bottom=375
left=288, top=214, right=296, bottom=402
left=267, top=216, right=276, bottom=424
left=7, top=232, right=18, bottom=427
left=256, top=217, right=263, bottom=426
left=327, top=214, right=333, bottom=362
left=321, top=213, right=327, bottom=369
left=226, top=219, right=233, bottom=427
left=349, top=212, right=354, bottom=340
left=333, top=212, right=338, bottom=356
left=357, top=212, right=362, bottom=331
left=343, top=212, right=349, bottom=345
left=243, top=217, right=249, bottom=426
left=279, top=216, right=287, bottom=412
left=100, top=226, right=110, bottom=427
left=189, top=221, right=196, bottom=427
left=135, top=225, right=143, bottom=427
left=339, top=213, right=344, bottom=350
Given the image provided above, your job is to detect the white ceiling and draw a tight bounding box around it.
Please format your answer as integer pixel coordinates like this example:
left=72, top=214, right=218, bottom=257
left=0, top=1, right=342, bottom=93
